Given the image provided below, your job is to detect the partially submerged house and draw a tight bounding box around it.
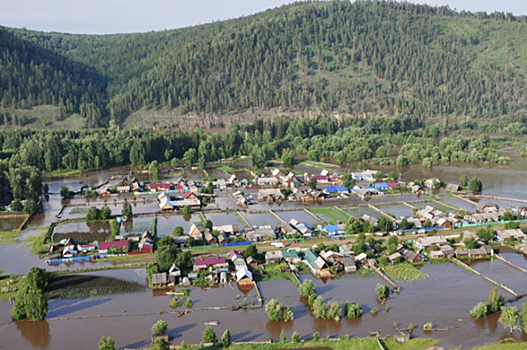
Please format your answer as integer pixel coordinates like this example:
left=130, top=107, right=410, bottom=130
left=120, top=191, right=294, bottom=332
left=245, top=225, right=276, bottom=242
left=497, top=229, right=526, bottom=243
left=193, top=257, right=229, bottom=272
left=415, top=236, right=447, bottom=250
left=303, top=249, right=330, bottom=277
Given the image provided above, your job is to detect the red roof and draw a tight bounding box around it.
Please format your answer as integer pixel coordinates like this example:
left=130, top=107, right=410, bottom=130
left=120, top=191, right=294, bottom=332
left=184, top=191, right=198, bottom=199
left=80, top=244, right=96, bottom=249
left=174, top=185, right=184, bottom=190
left=193, top=257, right=226, bottom=266
left=98, top=241, right=129, bottom=250
left=150, top=183, right=171, bottom=190
left=387, top=182, right=397, bottom=189
left=312, top=175, right=327, bottom=181
left=229, top=250, right=242, bottom=258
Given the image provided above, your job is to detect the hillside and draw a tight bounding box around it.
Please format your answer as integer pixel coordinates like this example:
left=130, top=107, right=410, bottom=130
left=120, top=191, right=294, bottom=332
left=2, top=1, right=527, bottom=128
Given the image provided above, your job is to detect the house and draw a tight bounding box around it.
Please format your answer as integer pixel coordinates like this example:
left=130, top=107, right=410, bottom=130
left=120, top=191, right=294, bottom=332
left=62, top=245, right=78, bottom=258
left=387, top=182, right=397, bottom=190
left=158, top=192, right=179, bottom=211
left=245, top=225, right=276, bottom=242
left=152, top=273, right=167, bottom=287
left=257, top=177, right=279, bottom=186
left=217, top=232, right=229, bottom=245
left=468, top=212, right=500, bottom=223
left=229, top=250, right=245, bottom=263
left=375, top=182, right=389, bottom=191
left=247, top=256, right=259, bottom=268
left=168, top=264, right=181, bottom=283
left=321, top=250, right=345, bottom=261
left=415, top=236, right=447, bottom=250
left=361, top=214, right=379, bottom=227
left=278, top=222, right=297, bottom=236
left=440, top=245, right=455, bottom=257
left=497, top=229, right=526, bottom=243
left=193, top=257, right=228, bottom=271
left=476, top=202, right=500, bottom=213
left=139, top=240, right=153, bottom=254
left=98, top=240, right=129, bottom=254
left=213, top=224, right=240, bottom=236
left=282, top=250, right=301, bottom=264
left=204, top=229, right=218, bottom=245
left=424, top=178, right=438, bottom=189
left=211, top=179, right=227, bottom=190
left=236, top=268, right=254, bottom=286
left=321, top=224, right=346, bottom=237
left=399, top=248, right=422, bottom=263
left=446, top=183, right=460, bottom=192
left=467, top=245, right=493, bottom=258
left=309, top=175, right=329, bottom=184
left=429, top=250, right=444, bottom=259
left=341, top=257, right=357, bottom=272
left=265, top=250, right=283, bottom=264
left=184, top=191, right=200, bottom=200
left=257, top=188, right=284, bottom=202
left=188, top=223, right=205, bottom=239
left=121, top=172, right=138, bottom=185
left=289, top=219, right=312, bottom=238
left=324, top=185, right=348, bottom=194
left=78, top=244, right=96, bottom=253
left=454, top=248, right=469, bottom=258
left=388, top=252, right=402, bottom=264
left=132, top=182, right=142, bottom=193
left=150, top=183, right=171, bottom=192
left=355, top=252, right=368, bottom=264
left=116, top=186, right=130, bottom=194
left=303, top=249, right=330, bottom=277
left=435, top=217, right=452, bottom=229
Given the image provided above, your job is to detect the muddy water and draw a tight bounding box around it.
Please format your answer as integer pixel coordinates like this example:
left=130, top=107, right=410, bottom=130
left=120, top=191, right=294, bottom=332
left=204, top=212, right=246, bottom=228
left=2, top=263, right=527, bottom=349
left=276, top=211, right=320, bottom=226
left=465, top=259, right=527, bottom=295
left=0, top=216, right=26, bottom=231
left=156, top=214, right=199, bottom=236
left=440, top=196, right=476, bottom=212
left=373, top=204, right=414, bottom=218
left=52, top=221, right=111, bottom=243
left=238, top=212, right=282, bottom=228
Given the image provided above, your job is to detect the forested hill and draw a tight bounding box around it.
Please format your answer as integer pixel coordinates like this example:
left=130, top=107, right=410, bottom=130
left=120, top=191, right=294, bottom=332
left=2, top=0, right=527, bottom=128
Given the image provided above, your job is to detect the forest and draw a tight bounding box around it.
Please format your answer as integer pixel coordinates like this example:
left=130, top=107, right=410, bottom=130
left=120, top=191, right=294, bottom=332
left=0, top=115, right=516, bottom=205
left=2, top=1, right=527, bottom=127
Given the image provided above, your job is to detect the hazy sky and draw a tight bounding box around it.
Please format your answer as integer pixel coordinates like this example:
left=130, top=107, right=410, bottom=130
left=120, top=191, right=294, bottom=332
left=1, top=0, right=526, bottom=35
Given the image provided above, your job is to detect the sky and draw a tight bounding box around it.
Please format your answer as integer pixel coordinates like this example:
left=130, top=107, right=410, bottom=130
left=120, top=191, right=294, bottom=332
left=1, top=0, right=526, bottom=35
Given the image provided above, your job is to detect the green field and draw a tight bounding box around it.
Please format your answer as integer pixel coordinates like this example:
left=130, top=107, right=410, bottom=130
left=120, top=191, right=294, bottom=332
left=383, top=263, right=427, bottom=282
left=309, top=208, right=350, bottom=224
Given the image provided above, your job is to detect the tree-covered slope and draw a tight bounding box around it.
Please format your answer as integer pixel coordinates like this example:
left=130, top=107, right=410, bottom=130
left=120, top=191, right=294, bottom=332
left=3, top=1, right=527, bottom=128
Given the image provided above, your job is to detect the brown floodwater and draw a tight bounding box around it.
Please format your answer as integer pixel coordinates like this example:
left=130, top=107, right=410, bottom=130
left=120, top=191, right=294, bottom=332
left=3, top=263, right=527, bottom=350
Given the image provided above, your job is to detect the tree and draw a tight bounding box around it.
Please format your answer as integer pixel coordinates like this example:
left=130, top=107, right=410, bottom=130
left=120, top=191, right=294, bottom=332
left=122, top=199, right=133, bottom=218
left=460, top=175, right=469, bottom=187
left=183, top=148, right=197, bottom=167
left=172, top=226, right=184, bottom=237
left=86, top=206, right=101, bottom=221
left=308, top=177, right=317, bottom=190
left=100, top=206, right=112, bottom=220
left=476, top=227, right=494, bottom=242
left=521, top=303, right=527, bottom=333
left=243, top=244, right=258, bottom=259
left=151, top=320, right=168, bottom=336
left=27, top=267, right=49, bottom=291
left=399, top=218, right=409, bottom=230
left=343, top=173, right=355, bottom=189
left=298, top=280, right=316, bottom=298
left=281, top=149, right=295, bottom=167
left=470, top=302, right=488, bottom=317
left=502, top=211, right=514, bottom=221
left=376, top=284, right=390, bottom=302
left=23, top=199, right=37, bottom=214
left=182, top=206, right=192, bottom=215
left=327, top=301, right=342, bottom=321
left=265, top=298, right=294, bottom=321
left=12, top=288, right=48, bottom=321
left=11, top=199, right=23, bottom=212
left=488, top=287, right=504, bottom=313
left=98, top=337, right=115, bottom=350
left=345, top=302, right=363, bottom=319
left=463, top=237, right=479, bottom=249
left=204, top=220, right=213, bottom=230
left=313, top=331, right=320, bottom=342
left=396, top=155, right=409, bottom=166
left=60, top=186, right=71, bottom=199
left=149, top=160, right=160, bottom=181
left=220, top=329, right=231, bottom=347
left=379, top=218, right=394, bottom=232
left=156, top=246, right=178, bottom=272
left=499, top=306, right=520, bottom=334
left=202, top=326, right=217, bottom=344
left=469, top=177, right=483, bottom=192
left=280, top=330, right=286, bottom=343
left=346, top=218, right=362, bottom=234
left=291, top=331, right=300, bottom=343
left=151, top=338, right=169, bottom=350
left=312, top=296, right=328, bottom=319
left=376, top=146, right=387, bottom=158
left=157, top=236, right=176, bottom=250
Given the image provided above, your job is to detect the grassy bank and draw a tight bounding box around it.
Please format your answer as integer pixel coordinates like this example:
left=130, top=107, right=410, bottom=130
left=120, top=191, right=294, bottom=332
left=473, top=342, right=527, bottom=350
left=383, top=263, right=427, bottom=282
left=308, top=207, right=349, bottom=224
left=173, top=337, right=439, bottom=350
left=298, top=161, right=340, bottom=169
left=0, top=272, right=21, bottom=301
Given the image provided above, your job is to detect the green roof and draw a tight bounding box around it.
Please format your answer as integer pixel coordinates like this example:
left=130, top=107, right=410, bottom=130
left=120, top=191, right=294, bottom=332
left=281, top=250, right=299, bottom=259
left=303, top=249, right=318, bottom=264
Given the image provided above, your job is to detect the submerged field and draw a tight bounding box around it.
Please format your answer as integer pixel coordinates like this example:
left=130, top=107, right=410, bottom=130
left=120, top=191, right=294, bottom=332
left=46, top=274, right=146, bottom=299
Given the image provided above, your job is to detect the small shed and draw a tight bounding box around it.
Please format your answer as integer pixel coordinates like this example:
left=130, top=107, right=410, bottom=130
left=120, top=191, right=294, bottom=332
left=152, top=273, right=167, bottom=287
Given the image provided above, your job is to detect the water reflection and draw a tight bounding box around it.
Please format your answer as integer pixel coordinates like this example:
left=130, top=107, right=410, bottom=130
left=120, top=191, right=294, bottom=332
left=16, top=320, right=50, bottom=349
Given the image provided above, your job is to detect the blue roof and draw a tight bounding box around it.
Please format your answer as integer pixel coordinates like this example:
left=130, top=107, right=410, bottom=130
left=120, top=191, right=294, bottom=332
left=325, top=185, right=348, bottom=193
left=376, top=182, right=389, bottom=190
left=324, top=224, right=341, bottom=233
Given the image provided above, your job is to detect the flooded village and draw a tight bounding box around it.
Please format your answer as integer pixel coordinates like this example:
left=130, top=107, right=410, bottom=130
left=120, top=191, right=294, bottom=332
left=1, top=153, right=527, bottom=350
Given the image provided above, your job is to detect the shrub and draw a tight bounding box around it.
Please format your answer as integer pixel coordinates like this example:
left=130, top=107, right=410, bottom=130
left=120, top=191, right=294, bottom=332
left=376, top=283, right=390, bottom=302
left=312, top=296, right=328, bottom=319
left=408, top=323, right=415, bottom=332
left=327, top=301, right=342, bottom=321
left=470, top=302, right=488, bottom=317
left=202, top=326, right=217, bottom=344
left=299, top=280, right=316, bottom=298
left=151, top=338, right=169, bottom=350
left=423, top=322, right=433, bottom=330
left=280, top=330, right=286, bottom=343
left=220, top=329, right=231, bottom=347
left=265, top=298, right=294, bottom=321
left=313, top=331, right=320, bottom=342
left=152, top=320, right=168, bottom=336
left=344, top=302, right=363, bottom=319
left=98, top=336, right=115, bottom=350
left=488, top=287, right=504, bottom=313
left=291, top=331, right=300, bottom=343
